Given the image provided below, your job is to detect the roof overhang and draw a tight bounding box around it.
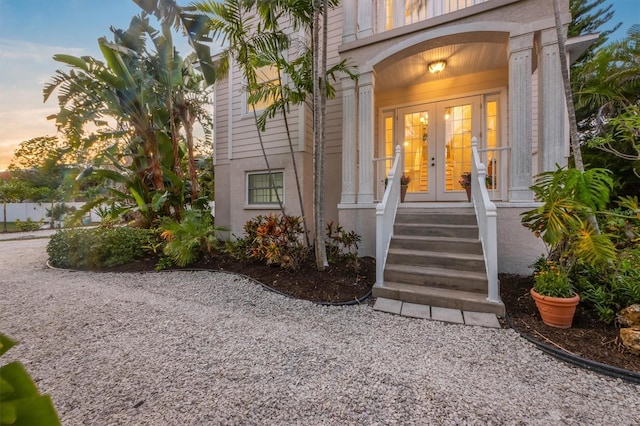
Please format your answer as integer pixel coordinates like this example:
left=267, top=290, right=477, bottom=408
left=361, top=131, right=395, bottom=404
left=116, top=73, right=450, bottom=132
left=566, top=33, right=600, bottom=64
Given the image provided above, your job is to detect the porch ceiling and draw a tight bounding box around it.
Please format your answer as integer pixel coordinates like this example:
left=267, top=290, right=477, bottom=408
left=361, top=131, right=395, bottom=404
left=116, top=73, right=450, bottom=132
left=375, top=41, right=508, bottom=92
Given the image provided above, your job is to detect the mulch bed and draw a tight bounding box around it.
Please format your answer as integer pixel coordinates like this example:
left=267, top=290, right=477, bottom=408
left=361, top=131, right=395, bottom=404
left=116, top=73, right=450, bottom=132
left=102, top=255, right=639, bottom=374
left=103, top=253, right=375, bottom=304
left=500, top=273, right=640, bottom=374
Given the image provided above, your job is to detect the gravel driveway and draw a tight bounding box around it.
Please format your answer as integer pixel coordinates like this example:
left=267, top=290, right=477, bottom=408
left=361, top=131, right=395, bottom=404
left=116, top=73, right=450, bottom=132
left=1, top=237, right=639, bottom=425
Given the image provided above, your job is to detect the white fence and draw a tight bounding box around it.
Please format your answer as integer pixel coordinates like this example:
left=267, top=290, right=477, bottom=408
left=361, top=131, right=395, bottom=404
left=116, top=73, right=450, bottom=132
left=0, top=202, right=101, bottom=223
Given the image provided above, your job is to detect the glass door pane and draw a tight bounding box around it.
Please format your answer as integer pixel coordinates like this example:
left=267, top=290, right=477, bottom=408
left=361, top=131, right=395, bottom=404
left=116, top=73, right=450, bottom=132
left=444, top=103, right=472, bottom=193
left=402, top=110, right=430, bottom=193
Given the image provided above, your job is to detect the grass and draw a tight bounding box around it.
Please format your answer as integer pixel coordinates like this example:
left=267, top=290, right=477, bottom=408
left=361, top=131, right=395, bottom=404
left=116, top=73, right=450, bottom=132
left=1, top=222, right=19, bottom=232
left=0, top=220, right=101, bottom=233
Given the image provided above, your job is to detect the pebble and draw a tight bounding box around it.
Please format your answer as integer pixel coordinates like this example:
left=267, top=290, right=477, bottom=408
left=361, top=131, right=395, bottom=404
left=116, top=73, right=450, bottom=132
left=1, top=238, right=639, bottom=425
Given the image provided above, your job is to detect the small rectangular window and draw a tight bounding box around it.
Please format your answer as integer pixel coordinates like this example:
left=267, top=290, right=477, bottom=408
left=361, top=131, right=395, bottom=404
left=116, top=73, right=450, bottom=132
left=247, top=171, right=284, bottom=205
left=246, top=66, right=281, bottom=112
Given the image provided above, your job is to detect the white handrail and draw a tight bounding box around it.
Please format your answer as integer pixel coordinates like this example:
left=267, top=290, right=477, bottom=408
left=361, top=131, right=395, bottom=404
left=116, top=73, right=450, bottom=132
left=373, top=156, right=395, bottom=202
left=375, top=145, right=402, bottom=286
left=471, top=137, right=500, bottom=304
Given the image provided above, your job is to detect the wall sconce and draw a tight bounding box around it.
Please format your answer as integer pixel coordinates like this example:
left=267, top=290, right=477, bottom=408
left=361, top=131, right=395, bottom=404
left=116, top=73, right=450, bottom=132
left=428, top=60, right=446, bottom=74
left=444, top=107, right=451, bottom=120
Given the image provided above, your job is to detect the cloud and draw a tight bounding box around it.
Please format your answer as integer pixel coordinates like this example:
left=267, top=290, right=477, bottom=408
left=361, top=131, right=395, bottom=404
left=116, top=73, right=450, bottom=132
left=0, top=38, right=86, bottom=63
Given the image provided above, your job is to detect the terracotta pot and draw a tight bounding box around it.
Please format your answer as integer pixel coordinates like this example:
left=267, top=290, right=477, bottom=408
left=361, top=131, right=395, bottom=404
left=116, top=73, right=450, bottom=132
left=530, top=288, right=580, bottom=329
left=400, top=185, right=408, bottom=203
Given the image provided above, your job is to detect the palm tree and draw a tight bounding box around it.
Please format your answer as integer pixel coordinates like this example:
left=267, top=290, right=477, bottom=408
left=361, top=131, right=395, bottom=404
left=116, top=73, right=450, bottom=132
left=161, top=0, right=354, bottom=268
left=552, top=0, right=600, bottom=234
left=578, top=27, right=640, bottom=181
left=45, top=13, right=212, bottom=222
left=574, top=25, right=640, bottom=124
left=45, top=33, right=165, bottom=200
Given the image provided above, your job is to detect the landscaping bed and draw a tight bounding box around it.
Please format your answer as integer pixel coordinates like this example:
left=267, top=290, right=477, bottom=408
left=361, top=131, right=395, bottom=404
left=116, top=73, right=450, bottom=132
left=101, top=252, right=376, bottom=304
left=500, top=273, right=640, bottom=374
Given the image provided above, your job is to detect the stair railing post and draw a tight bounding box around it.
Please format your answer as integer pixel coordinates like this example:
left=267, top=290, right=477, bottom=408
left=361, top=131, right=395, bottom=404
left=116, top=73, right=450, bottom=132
left=471, top=137, right=500, bottom=304
left=376, top=144, right=402, bottom=286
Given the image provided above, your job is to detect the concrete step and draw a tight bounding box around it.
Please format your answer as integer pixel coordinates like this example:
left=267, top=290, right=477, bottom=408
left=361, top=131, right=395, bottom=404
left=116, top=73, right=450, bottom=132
left=373, top=282, right=505, bottom=316
left=386, top=247, right=486, bottom=271
left=389, top=235, right=483, bottom=255
left=395, top=208, right=477, bottom=226
left=384, top=263, right=488, bottom=292
left=393, top=223, right=478, bottom=239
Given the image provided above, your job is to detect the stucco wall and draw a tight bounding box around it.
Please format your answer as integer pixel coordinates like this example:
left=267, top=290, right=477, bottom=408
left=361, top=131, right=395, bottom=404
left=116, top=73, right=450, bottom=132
left=338, top=205, right=377, bottom=257
left=496, top=203, right=547, bottom=274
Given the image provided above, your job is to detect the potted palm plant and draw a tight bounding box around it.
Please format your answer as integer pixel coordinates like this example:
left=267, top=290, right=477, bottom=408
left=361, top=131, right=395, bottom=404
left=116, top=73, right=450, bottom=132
left=400, top=175, right=411, bottom=202
left=460, top=171, right=494, bottom=201
left=530, top=259, right=580, bottom=328
left=459, top=172, right=472, bottom=201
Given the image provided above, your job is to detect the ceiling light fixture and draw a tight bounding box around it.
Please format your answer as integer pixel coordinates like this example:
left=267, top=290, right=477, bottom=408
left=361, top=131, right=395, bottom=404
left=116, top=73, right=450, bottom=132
left=428, top=60, right=446, bottom=74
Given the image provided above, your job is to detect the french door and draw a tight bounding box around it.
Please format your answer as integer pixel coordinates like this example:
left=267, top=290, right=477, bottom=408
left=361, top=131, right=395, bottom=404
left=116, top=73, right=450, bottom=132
left=393, top=96, right=481, bottom=201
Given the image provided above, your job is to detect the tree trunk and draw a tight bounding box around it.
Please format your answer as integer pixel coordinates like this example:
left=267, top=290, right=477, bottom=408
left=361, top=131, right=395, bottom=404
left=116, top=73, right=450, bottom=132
left=183, top=108, right=199, bottom=201
left=553, top=0, right=601, bottom=233
left=278, top=70, right=310, bottom=248
left=313, top=0, right=328, bottom=270
left=169, top=94, right=184, bottom=220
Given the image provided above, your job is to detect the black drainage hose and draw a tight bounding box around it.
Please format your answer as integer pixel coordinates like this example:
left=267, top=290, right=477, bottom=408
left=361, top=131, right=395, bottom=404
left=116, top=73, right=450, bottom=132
left=162, top=268, right=373, bottom=306
left=505, top=313, right=640, bottom=385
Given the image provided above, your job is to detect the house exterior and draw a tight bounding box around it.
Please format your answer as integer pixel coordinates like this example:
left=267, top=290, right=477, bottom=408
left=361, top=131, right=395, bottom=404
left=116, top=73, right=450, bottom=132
left=213, top=0, right=593, bottom=311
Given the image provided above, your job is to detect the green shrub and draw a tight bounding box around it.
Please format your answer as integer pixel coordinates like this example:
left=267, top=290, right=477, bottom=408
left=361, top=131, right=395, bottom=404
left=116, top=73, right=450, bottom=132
left=0, top=333, right=61, bottom=425
left=46, top=203, right=73, bottom=223
left=47, top=226, right=155, bottom=269
left=15, top=218, right=44, bottom=232
left=159, top=209, right=220, bottom=268
left=237, top=214, right=307, bottom=269
left=575, top=246, right=640, bottom=323
left=325, top=221, right=361, bottom=269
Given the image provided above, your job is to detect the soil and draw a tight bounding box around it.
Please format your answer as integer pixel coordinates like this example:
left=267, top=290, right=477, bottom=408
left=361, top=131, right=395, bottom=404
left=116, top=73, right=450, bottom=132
left=102, top=255, right=639, bottom=374
left=500, top=273, right=640, bottom=374
left=103, top=253, right=376, bottom=304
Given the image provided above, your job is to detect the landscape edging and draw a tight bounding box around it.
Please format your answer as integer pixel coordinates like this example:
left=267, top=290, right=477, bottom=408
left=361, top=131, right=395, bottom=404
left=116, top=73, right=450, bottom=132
left=506, top=314, right=640, bottom=385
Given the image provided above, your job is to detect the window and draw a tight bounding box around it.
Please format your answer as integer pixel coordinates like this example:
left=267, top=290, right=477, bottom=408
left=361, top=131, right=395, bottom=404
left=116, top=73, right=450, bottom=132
left=247, top=171, right=284, bottom=205
left=246, top=65, right=281, bottom=112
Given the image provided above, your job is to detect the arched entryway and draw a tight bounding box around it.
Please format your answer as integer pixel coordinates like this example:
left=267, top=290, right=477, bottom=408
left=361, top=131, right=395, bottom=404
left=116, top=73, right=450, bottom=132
left=373, top=32, right=509, bottom=202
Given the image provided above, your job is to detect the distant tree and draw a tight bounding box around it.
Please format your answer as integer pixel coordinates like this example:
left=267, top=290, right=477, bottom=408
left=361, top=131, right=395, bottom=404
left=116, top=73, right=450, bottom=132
left=7, top=136, right=74, bottom=228
left=8, top=136, right=66, bottom=171
left=568, top=0, right=620, bottom=61
left=580, top=27, right=640, bottom=196
left=0, top=178, right=32, bottom=232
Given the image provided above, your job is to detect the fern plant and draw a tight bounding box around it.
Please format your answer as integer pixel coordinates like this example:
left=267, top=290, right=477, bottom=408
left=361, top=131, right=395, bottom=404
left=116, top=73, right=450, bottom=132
left=159, top=209, right=221, bottom=267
